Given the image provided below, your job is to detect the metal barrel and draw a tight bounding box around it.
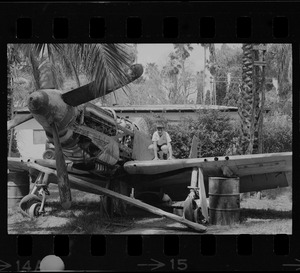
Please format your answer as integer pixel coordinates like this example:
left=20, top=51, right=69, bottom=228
left=209, top=177, right=240, bottom=225
left=7, top=171, right=30, bottom=208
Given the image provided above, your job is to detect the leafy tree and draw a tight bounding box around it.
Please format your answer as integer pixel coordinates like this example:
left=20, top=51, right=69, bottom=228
left=222, top=82, right=240, bottom=106
left=214, top=44, right=243, bottom=105
left=109, top=61, right=168, bottom=106
left=204, top=90, right=211, bottom=105
left=161, top=44, right=195, bottom=104
left=198, top=43, right=218, bottom=105
left=178, top=67, right=197, bottom=104
left=7, top=45, right=21, bottom=156
left=145, top=62, right=160, bottom=80
left=161, top=52, right=181, bottom=103
left=265, top=44, right=292, bottom=103
left=264, top=44, right=292, bottom=117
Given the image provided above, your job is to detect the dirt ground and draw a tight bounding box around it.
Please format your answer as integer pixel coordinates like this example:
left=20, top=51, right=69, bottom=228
left=7, top=184, right=292, bottom=235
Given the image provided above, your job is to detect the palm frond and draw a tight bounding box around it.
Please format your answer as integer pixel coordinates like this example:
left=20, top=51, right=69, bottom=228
left=79, top=44, right=132, bottom=97
left=50, top=63, right=64, bottom=89
left=33, top=44, right=64, bottom=60
left=28, top=52, right=41, bottom=90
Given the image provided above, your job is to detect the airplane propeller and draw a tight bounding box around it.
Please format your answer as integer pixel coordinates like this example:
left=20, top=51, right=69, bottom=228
left=7, top=113, right=33, bottom=131
left=7, top=63, right=144, bottom=210
left=51, top=122, right=72, bottom=209
left=62, top=64, right=143, bottom=107
left=7, top=64, right=143, bottom=129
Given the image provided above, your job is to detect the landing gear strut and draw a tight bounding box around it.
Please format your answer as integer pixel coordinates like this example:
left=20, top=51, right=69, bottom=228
left=19, top=172, right=50, bottom=217
left=183, top=167, right=208, bottom=224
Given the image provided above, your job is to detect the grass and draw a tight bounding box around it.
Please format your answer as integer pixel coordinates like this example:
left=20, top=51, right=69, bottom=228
left=8, top=184, right=292, bottom=234
left=208, top=190, right=292, bottom=234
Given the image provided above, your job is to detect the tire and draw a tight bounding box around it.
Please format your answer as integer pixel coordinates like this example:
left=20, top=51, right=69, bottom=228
left=43, top=149, right=55, bottom=159
left=28, top=202, right=42, bottom=217
left=182, top=197, right=197, bottom=222
left=19, top=194, right=41, bottom=213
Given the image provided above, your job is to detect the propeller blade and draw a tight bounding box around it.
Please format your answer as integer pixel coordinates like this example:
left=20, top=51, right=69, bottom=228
left=7, top=113, right=33, bottom=130
left=62, top=64, right=143, bottom=106
left=51, top=122, right=72, bottom=209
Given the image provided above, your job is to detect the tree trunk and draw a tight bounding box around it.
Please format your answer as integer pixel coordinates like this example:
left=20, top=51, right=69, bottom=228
left=8, top=66, right=13, bottom=156
left=7, top=47, right=14, bottom=156
left=256, top=45, right=266, bottom=153
left=203, top=47, right=207, bottom=104
left=208, top=44, right=217, bottom=105
left=239, top=44, right=254, bottom=154
left=239, top=44, right=266, bottom=155
left=196, top=72, right=204, bottom=104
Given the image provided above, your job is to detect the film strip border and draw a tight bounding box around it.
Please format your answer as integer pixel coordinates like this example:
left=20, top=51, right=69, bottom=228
left=0, top=2, right=299, bottom=41
left=16, top=234, right=289, bottom=256
left=1, top=1, right=300, bottom=271
left=10, top=15, right=290, bottom=40
left=2, top=234, right=293, bottom=271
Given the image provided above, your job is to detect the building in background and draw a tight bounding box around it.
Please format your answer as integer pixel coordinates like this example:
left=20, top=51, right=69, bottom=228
left=12, top=105, right=239, bottom=158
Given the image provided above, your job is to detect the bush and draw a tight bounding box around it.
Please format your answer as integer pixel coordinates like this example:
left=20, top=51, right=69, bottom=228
left=262, top=113, right=292, bottom=153
left=7, top=130, right=20, bottom=157
left=168, top=123, right=194, bottom=158
left=143, top=110, right=292, bottom=159
left=144, top=111, right=239, bottom=159
left=191, top=110, right=239, bottom=157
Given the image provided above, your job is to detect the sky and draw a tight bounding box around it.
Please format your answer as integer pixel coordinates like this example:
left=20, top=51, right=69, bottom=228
left=135, top=44, right=241, bottom=72
left=136, top=43, right=205, bottom=72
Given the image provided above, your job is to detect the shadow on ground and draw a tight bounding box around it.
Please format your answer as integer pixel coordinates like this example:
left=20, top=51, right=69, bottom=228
left=240, top=208, right=292, bottom=221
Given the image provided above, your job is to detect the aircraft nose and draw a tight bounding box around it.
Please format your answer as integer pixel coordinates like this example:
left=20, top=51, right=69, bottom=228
left=28, top=91, right=49, bottom=114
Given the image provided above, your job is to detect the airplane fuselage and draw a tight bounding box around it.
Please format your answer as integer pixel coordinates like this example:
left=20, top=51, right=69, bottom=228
left=26, top=88, right=145, bottom=173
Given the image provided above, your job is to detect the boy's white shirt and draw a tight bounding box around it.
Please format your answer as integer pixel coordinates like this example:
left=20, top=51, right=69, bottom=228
left=152, top=131, right=171, bottom=145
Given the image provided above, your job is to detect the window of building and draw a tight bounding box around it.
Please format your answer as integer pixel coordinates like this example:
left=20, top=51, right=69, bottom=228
left=33, top=130, right=47, bottom=144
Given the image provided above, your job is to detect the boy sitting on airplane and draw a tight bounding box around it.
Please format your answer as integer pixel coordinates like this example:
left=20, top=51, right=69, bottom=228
left=148, top=123, right=173, bottom=160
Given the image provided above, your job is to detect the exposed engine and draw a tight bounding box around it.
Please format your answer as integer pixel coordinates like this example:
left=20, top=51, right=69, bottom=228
left=43, top=102, right=144, bottom=175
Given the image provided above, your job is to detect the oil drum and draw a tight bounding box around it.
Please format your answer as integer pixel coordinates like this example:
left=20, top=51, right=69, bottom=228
left=8, top=171, right=30, bottom=208
left=209, top=177, right=240, bottom=225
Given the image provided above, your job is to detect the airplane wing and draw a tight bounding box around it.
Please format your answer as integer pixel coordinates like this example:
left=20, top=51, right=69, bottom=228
left=8, top=157, right=89, bottom=175
left=123, top=152, right=292, bottom=193
left=7, top=157, right=109, bottom=195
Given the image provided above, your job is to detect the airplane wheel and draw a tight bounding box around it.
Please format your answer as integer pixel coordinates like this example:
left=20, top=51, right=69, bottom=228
left=28, top=202, right=42, bottom=217
left=182, top=197, right=197, bottom=222
left=194, top=206, right=208, bottom=225
left=43, top=149, right=55, bottom=160
left=19, top=194, right=42, bottom=216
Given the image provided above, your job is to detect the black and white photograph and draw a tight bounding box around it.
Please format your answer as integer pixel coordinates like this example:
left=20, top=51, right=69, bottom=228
left=7, top=43, right=292, bottom=235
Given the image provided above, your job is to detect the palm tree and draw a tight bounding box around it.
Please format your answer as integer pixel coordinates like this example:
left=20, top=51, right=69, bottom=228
left=200, top=44, right=209, bottom=104
left=12, top=44, right=133, bottom=95
left=8, top=43, right=136, bottom=153
left=173, top=44, right=193, bottom=104
left=162, top=53, right=181, bottom=103
left=239, top=43, right=266, bottom=154
left=208, top=44, right=217, bottom=105
left=200, top=43, right=217, bottom=105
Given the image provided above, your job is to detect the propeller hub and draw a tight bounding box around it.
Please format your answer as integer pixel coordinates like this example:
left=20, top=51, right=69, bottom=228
left=28, top=91, right=49, bottom=114
left=130, top=63, right=144, bottom=77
